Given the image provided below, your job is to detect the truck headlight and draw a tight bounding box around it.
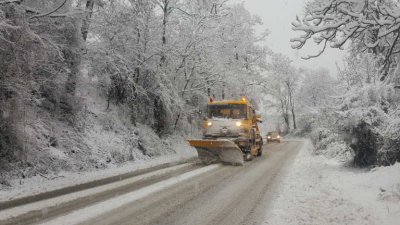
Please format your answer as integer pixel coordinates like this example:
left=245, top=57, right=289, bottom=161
left=277, top=135, right=280, bottom=138
left=207, top=121, right=212, bottom=126
left=236, top=121, right=242, bottom=127
left=267, top=136, right=271, bottom=139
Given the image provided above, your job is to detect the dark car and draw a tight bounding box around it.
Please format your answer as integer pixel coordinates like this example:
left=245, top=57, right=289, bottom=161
left=266, top=132, right=280, bottom=143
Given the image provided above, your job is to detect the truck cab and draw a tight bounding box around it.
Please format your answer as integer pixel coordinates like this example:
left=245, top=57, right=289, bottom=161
left=203, top=97, right=263, bottom=158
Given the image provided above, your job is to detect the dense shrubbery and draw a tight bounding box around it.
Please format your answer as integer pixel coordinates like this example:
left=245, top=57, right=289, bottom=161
left=306, top=84, right=400, bottom=167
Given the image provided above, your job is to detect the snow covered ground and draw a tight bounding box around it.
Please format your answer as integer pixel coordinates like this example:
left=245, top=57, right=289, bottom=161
left=263, top=139, right=400, bottom=225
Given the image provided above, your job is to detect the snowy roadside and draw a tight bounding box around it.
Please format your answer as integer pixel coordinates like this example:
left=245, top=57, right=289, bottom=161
left=0, top=141, right=196, bottom=202
left=263, top=139, right=400, bottom=225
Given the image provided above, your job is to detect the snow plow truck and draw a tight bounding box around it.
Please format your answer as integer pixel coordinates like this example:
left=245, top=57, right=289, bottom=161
left=188, top=97, right=263, bottom=165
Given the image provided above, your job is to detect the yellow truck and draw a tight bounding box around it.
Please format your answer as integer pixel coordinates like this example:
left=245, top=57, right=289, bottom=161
left=188, top=97, right=263, bottom=165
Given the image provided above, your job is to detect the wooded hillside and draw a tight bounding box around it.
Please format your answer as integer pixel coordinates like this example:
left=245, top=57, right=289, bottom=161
left=0, top=0, right=268, bottom=181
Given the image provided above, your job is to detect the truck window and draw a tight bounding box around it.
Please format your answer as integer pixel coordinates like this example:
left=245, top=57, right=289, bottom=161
left=207, top=104, right=247, bottom=119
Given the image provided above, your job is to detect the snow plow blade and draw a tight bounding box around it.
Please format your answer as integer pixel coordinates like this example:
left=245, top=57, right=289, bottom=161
left=187, top=139, right=244, bottom=166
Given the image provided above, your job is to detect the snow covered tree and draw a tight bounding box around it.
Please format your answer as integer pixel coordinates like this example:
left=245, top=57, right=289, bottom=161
left=0, top=0, right=272, bottom=181
left=291, top=0, right=400, bottom=81
left=265, top=53, right=298, bottom=132
left=87, top=0, right=268, bottom=135
left=292, top=0, right=400, bottom=166
left=297, top=68, right=337, bottom=108
left=0, top=0, right=84, bottom=173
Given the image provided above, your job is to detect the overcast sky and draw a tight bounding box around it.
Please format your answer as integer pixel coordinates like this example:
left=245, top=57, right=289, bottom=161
left=233, top=0, right=345, bottom=76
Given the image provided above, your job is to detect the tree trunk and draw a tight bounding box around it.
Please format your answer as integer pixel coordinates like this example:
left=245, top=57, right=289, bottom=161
left=281, top=99, right=290, bottom=131
left=160, top=0, right=169, bottom=66
left=289, top=93, right=296, bottom=130
left=291, top=105, right=296, bottom=130
left=206, top=80, right=211, bottom=97
left=65, top=6, right=82, bottom=96
left=283, top=113, right=290, bottom=131
left=286, top=79, right=296, bottom=130
left=81, top=0, right=95, bottom=41
left=153, top=97, right=165, bottom=136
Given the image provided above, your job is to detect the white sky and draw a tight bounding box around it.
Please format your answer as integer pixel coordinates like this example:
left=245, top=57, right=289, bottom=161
left=234, top=0, right=345, bottom=76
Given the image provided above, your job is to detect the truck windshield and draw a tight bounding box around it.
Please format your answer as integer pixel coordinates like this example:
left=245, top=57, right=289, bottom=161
left=207, top=104, right=247, bottom=119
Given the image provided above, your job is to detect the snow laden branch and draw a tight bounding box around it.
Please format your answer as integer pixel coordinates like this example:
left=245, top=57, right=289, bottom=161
left=291, top=0, right=400, bottom=80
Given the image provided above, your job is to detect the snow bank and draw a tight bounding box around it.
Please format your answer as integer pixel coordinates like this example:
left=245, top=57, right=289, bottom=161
left=0, top=143, right=196, bottom=202
left=263, top=139, right=400, bottom=225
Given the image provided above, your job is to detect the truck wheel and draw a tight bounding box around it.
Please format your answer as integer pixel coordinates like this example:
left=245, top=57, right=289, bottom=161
left=244, top=153, right=253, bottom=161
left=257, top=139, right=263, bottom=157
left=251, top=129, right=256, bottom=145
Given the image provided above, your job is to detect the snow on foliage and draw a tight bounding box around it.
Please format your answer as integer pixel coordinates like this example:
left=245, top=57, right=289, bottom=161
left=0, top=0, right=269, bottom=184
left=290, top=0, right=400, bottom=167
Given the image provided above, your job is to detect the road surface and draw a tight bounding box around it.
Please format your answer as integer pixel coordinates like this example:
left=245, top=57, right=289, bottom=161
left=0, top=140, right=302, bottom=225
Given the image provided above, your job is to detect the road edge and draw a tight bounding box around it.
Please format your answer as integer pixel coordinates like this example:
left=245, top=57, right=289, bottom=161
left=0, top=156, right=197, bottom=211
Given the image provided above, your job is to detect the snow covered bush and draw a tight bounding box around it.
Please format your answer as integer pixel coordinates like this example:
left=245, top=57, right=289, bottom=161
left=308, top=84, right=399, bottom=167
left=295, top=68, right=400, bottom=167
left=288, top=113, right=314, bottom=137
left=310, top=128, right=354, bottom=164
left=348, top=120, right=381, bottom=167
left=337, top=84, right=399, bottom=167
left=378, top=109, right=400, bottom=166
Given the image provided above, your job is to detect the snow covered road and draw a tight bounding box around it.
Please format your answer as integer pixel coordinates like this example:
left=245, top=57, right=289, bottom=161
left=76, top=141, right=302, bottom=225
left=3, top=140, right=396, bottom=225
left=0, top=141, right=302, bottom=225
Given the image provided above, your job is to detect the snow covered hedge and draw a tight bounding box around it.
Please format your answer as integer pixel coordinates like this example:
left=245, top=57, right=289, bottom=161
left=309, top=84, right=400, bottom=167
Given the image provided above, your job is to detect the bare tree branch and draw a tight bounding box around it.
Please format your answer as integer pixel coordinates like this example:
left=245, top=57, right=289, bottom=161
left=0, top=0, right=21, bottom=4
left=28, top=0, right=68, bottom=20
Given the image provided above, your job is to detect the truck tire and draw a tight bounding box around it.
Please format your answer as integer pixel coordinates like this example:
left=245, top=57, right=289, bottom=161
left=257, top=138, right=263, bottom=157
left=245, top=152, right=253, bottom=161
left=251, top=129, right=256, bottom=145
